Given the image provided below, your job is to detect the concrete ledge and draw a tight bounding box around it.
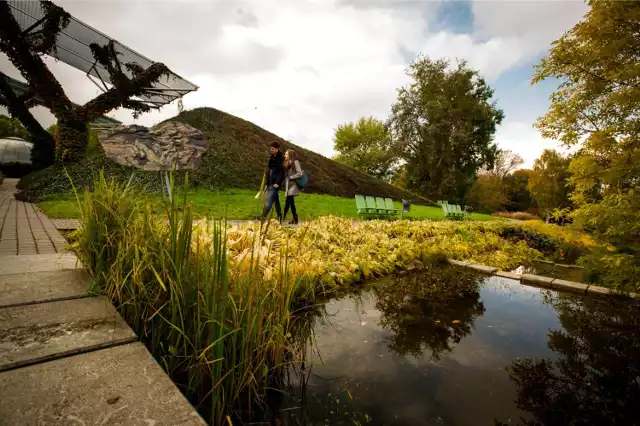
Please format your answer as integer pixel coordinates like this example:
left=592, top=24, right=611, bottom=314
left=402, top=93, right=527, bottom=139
left=0, top=253, right=82, bottom=276
left=0, top=297, right=135, bottom=372
left=587, top=285, right=615, bottom=297
left=520, top=274, right=555, bottom=286
left=447, top=257, right=638, bottom=300
left=0, top=342, right=206, bottom=425
left=495, top=270, right=522, bottom=280
left=548, top=279, right=588, bottom=294
left=465, top=263, right=498, bottom=274
left=0, top=269, right=91, bottom=308
left=554, top=263, right=585, bottom=270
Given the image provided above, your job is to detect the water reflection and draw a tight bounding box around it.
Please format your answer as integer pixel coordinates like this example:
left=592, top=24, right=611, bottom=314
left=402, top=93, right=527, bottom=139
left=371, top=267, right=485, bottom=360
left=498, top=293, right=640, bottom=426
left=276, top=268, right=640, bottom=426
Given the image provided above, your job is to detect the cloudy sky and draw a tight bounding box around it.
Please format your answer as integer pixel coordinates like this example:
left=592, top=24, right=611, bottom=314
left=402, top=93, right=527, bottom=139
left=1, top=0, right=589, bottom=167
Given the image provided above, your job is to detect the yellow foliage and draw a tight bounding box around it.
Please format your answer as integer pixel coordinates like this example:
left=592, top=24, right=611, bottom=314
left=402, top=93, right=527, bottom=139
left=191, top=216, right=594, bottom=291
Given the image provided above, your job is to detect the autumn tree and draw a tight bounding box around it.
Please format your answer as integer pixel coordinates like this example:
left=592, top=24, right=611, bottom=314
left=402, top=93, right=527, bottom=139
left=466, top=174, right=508, bottom=212
left=528, top=150, right=572, bottom=218
left=390, top=57, right=504, bottom=201
left=333, top=116, right=398, bottom=181
left=486, top=149, right=523, bottom=179
left=0, top=1, right=172, bottom=163
left=532, top=0, right=640, bottom=288
left=466, top=150, right=524, bottom=212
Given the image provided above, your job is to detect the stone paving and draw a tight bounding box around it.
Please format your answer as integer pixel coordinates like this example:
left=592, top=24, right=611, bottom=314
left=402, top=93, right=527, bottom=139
left=0, top=179, right=66, bottom=256
left=0, top=178, right=206, bottom=425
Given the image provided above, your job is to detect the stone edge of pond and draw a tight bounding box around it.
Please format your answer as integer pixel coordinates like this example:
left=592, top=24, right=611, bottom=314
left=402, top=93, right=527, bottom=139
left=447, top=259, right=638, bottom=301
left=532, top=259, right=585, bottom=270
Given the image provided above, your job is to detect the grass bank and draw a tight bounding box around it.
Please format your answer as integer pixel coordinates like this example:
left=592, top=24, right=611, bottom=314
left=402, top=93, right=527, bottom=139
left=18, top=106, right=429, bottom=205
left=72, top=173, right=599, bottom=423
left=39, top=187, right=497, bottom=221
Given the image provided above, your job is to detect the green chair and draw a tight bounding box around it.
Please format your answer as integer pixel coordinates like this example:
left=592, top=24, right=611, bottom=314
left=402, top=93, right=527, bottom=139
left=375, top=197, right=391, bottom=215
left=443, top=203, right=461, bottom=219
left=384, top=198, right=403, bottom=217
left=355, top=194, right=374, bottom=217
left=365, top=196, right=379, bottom=215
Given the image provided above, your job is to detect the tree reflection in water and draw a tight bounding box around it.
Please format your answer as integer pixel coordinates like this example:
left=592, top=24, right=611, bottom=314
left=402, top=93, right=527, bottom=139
left=276, top=266, right=486, bottom=424
left=372, top=266, right=485, bottom=360
left=498, top=294, right=640, bottom=426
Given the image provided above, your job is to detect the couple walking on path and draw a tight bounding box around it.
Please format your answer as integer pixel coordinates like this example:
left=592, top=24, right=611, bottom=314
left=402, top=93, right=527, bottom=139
left=260, top=141, right=305, bottom=224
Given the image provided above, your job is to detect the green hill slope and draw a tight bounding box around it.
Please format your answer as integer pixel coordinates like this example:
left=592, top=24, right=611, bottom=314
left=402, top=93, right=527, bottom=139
left=174, top=107, right=428, bottom=203
left=19, top=107, right=429, bottom=204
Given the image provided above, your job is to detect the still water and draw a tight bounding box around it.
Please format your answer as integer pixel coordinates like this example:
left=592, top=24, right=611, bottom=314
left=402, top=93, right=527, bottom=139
left=279, top=266, right=640, bottom=426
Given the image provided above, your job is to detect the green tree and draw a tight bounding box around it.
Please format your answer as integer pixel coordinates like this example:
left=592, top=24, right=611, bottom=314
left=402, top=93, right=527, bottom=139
left=0, top=1, right=172, bottom=163
left=503, top=169, right=534, bottom=212
left=528, top=150, right=572, bottom=219
left=389, top=57, right=504, bottom=201
left=532, top=0, right=640, bottom=289
left=0, top=113, right=30, bottom=140
left=333, top=116, right=398, bottom=181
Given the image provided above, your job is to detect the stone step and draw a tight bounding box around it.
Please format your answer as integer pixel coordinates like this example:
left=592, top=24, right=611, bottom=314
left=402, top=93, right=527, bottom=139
left=0, top=269, right=92, bottom=308
left=0, top=297, right=135, bottom=372
left=0, top=342, right=207, bottom=425
left=0, top=253, right=81, bottom=276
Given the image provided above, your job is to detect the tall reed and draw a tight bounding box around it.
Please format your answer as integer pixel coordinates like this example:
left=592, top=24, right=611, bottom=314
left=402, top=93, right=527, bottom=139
left=72, top=171, right=304, bottom=424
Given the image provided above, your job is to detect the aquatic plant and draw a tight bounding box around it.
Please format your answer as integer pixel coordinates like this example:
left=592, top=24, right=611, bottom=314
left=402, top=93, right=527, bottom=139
left=71, top=172, right=304, bottom=424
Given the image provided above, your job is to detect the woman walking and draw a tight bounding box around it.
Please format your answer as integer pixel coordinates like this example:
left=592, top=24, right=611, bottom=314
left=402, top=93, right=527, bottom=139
left=283, top=149, right=304, bottom=224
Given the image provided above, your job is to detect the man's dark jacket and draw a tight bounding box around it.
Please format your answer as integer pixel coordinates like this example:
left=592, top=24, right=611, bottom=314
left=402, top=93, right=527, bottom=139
left=267, top=150, right=284, bottom=187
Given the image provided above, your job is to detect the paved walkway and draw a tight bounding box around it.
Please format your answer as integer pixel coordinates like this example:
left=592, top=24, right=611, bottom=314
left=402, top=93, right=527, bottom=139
left=0, top=179, right=205, bottom=425
left=0, top=179, right=67, bottom=256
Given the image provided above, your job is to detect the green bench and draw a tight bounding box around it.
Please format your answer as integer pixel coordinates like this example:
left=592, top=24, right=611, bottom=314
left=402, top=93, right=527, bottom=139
left=355, top=195, right=403, bottom=219
left=442, top=203, right=468, bottom=220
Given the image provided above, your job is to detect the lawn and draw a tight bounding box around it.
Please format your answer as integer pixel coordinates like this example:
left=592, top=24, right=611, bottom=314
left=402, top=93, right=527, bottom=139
left=38, top=187, right=499, bottom=221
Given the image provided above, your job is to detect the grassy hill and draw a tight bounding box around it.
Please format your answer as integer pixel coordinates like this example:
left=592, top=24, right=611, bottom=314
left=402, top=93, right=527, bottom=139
left=19, top=107, right=429, bottom=204
left=172, top=107, right=429, bottom=203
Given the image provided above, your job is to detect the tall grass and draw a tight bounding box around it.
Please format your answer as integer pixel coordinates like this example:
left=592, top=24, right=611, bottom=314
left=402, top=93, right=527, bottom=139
left=72, top=172, right=304, bottom=424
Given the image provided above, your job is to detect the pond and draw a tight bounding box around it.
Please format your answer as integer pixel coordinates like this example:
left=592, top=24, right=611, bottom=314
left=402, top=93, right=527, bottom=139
left=275, top=266, right=640, bottom=426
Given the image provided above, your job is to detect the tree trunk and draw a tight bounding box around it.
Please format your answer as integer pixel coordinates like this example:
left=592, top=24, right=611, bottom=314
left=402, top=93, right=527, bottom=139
left=0, top=74, right=55, bottom=169
left=55, top=115, right=87, bottom=163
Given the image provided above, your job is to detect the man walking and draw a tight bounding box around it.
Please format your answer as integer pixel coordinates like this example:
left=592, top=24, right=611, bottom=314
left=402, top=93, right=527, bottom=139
left=260, top=141, right=284, bottom=221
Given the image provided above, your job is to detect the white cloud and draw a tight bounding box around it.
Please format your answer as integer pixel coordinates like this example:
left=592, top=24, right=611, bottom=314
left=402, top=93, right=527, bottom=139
left=1, top=0, right=588, bottom=166
left=494, top=121, right=575, bottom=169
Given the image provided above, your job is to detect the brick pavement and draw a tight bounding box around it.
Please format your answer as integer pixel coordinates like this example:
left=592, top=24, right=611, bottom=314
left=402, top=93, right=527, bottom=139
left=0, top=179, right=67, bottom=256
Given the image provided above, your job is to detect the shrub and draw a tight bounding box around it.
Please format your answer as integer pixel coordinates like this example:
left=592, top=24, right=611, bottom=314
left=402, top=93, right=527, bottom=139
left=0, top=162, right=32, bottom=178
left=579, top=251, right=640, bottom=292
left=492, top=211, right=540, bottom=221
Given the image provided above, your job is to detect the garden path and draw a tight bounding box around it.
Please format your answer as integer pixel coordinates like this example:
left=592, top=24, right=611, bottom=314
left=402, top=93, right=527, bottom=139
left=0, top=178, right=205, bottom=425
